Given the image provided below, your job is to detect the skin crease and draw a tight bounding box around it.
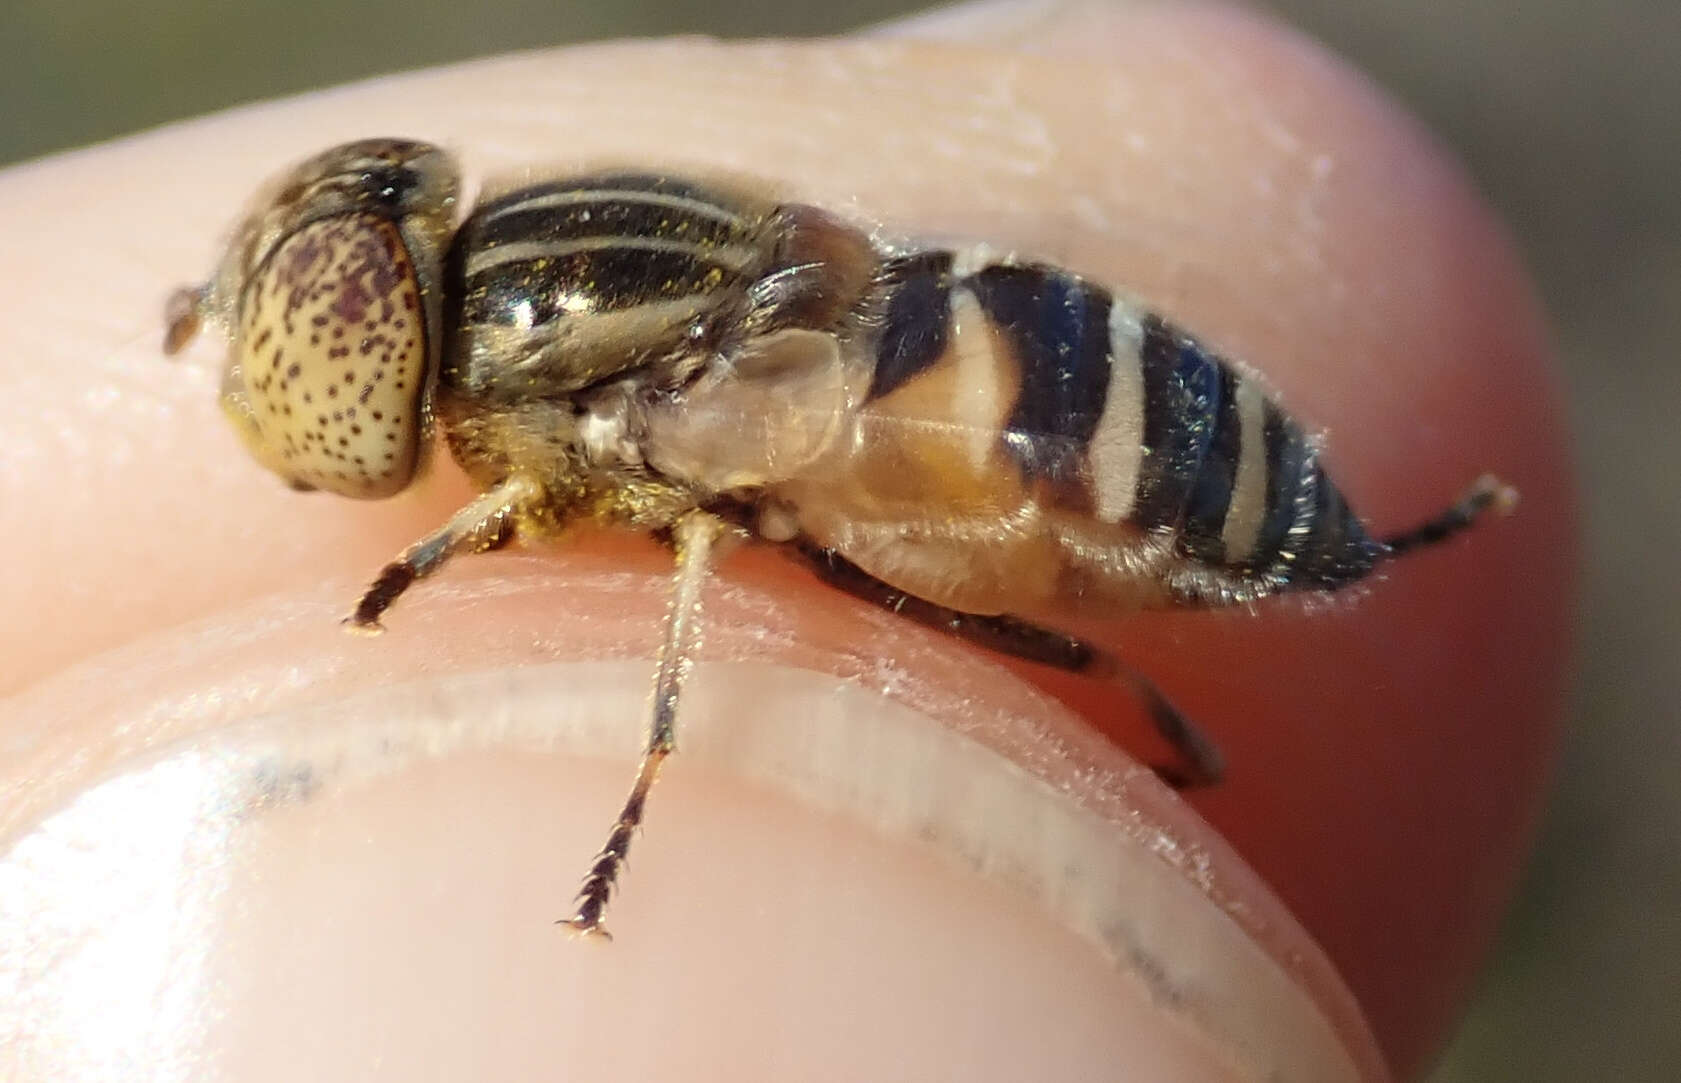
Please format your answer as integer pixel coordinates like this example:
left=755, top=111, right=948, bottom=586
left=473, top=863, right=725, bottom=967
left=0, top=2, right=1572, bottom=1079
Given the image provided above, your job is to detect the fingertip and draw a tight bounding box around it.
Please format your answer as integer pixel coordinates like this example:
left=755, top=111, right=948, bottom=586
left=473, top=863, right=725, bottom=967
left=0, top=16, right=1573, bottom=1076
left=0, top=567, right=1388, bottom=1082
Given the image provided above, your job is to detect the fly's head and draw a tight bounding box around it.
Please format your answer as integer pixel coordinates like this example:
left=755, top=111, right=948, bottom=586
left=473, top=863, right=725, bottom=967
left=165, top=139, right=459, bottom=498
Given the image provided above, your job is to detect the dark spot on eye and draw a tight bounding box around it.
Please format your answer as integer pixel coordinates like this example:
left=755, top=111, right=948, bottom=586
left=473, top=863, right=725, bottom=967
left=351, top=425, right=362, bottom=435
left=302, top=392, right=313, bottom=403
left=318, top=415, right=328, bottom=426
left=286, top=363, right=302, bottom=379
left=386, top=432, right=397, bottom=442
left=310, top=334, right=320, bottom=346
left=327, top=385, right=339, bottom=398
left=339, top=437, right=349, bottom=447
left=371, top=410, right=383, bottom=420
left=312, top=315, right=328, bottom=327
left=345, top=371, right=356, bottom=383
left=354, top=456, right=364, bottom=465
left=358, top=385, right=373, bottom=404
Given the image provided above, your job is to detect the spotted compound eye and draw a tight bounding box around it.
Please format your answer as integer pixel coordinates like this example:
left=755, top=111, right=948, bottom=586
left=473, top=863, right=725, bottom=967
left=236, top=212, right=428, bottom=498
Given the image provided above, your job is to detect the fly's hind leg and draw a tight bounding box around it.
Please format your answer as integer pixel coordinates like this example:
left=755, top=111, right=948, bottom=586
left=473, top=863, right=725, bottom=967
left=345, top=473, right=542, bottom=632
left=564, top=510, right=727, bottom=939
left=798, top=544, right=1224, bottom=789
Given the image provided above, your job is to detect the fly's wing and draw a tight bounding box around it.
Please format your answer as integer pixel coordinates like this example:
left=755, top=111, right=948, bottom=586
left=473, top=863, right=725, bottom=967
left=641, top=327, right=865, bottom=493
left=639, top=260, right=1131, bottom=520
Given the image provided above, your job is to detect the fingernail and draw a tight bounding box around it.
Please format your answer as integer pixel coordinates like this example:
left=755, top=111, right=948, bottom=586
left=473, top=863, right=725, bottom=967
left=1, top=561, right=1388, bottom=1080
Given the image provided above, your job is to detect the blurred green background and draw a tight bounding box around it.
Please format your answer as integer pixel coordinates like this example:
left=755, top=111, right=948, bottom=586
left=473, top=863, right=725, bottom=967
left=3, top=0, right=1674, bottom=1078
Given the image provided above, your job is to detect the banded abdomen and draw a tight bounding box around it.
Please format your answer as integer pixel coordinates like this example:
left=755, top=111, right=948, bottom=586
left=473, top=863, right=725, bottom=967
left=775, top=248, right=1383, bottom=615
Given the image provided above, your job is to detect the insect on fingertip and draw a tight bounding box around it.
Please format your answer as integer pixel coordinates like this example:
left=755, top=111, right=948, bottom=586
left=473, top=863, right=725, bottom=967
left=179, top=138, right=1514, bottom=940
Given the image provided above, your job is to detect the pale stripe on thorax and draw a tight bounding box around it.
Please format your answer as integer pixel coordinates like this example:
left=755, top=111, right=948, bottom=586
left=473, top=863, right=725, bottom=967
left=464, top=235, right=761, bottom=280
left=475, top=186, right=750, bottom=229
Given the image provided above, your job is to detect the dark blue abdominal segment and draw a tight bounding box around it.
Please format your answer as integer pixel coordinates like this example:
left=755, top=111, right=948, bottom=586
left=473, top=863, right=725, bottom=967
left=1178, top=363, right=1241, bottom=563
left=867, top=252, right=953, bottom=400
left=966, top=264, right=1113, bottom=489
left=1135, top=316, right=1223, bottom=532
left=1247, top=399, right=1381, bottom=590
left=1294, top=462, right=1382, bottom=587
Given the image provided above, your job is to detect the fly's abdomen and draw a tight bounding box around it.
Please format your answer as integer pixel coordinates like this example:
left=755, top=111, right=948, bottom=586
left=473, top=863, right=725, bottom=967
left=1116, top=310, right=1382, bottom=595
left=863, top=249, right=1383, bottom=605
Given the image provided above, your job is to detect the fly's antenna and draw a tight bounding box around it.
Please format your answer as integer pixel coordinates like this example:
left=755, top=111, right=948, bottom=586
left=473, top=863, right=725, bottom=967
left=1380, top=474, right=1519, bottom=557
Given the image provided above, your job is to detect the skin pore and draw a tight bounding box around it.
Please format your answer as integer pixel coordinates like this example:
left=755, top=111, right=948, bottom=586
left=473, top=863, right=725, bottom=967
left=0, top=2, right=1572, bottom=1079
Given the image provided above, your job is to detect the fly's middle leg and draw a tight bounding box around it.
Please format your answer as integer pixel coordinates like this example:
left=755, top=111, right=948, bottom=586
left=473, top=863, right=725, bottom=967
left=564, top=510, right=726, bottom=939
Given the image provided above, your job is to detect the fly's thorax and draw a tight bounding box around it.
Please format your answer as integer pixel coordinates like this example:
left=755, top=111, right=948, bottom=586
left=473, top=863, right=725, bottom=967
left=434, top=175, right=886, bottom=503
left=439, top=172, right=788, bottom=404
left=208, top=140, right=458, bottom=498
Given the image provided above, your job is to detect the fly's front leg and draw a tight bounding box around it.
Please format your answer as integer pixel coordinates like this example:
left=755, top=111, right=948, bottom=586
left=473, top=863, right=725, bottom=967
left=345, top=473, right=543, bottom=632
left=564, top=510, right=727, bottom=939
left=798, top=544, right=1223, bottom=789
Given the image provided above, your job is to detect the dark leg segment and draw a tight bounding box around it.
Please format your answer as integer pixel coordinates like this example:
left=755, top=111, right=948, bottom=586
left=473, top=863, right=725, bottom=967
left=1380, top=474, right=1518, bottom=557
left=345, top=474, right=538, bottom=632
left=797, top=544, right=1224, bottom=789
left=565, top=510, right=726, bottom=938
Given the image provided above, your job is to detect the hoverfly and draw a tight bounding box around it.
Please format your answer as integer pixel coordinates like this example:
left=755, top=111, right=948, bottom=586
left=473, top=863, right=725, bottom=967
left=165, top=139, right=1512, bottom=937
